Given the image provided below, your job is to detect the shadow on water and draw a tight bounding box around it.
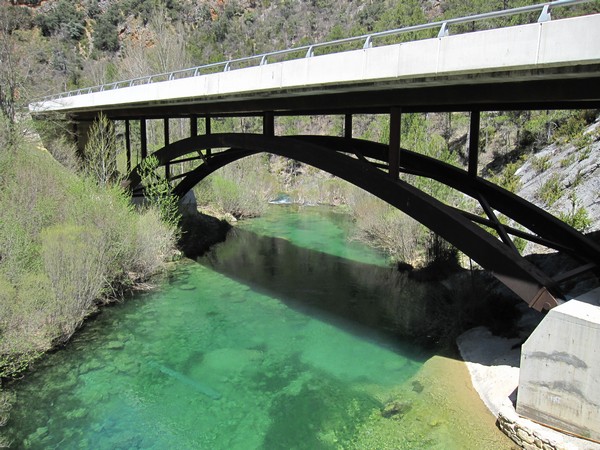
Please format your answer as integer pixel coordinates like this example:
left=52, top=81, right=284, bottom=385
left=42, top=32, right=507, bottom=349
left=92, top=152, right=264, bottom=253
left=199, top=226, right=453, bottom=349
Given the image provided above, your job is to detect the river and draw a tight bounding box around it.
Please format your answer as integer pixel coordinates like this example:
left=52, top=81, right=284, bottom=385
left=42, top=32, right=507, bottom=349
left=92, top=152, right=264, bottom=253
left=4, top=205, right=511, bottom=449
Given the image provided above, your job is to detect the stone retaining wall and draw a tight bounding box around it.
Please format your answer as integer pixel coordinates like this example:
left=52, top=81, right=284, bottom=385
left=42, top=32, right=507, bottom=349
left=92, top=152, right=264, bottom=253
left=498, top=406, right=600, bottom=450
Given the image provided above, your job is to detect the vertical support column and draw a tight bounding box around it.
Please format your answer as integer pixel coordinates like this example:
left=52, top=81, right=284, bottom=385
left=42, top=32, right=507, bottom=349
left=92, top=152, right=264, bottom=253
left=74, top=120, right=93, bottom=156
left=468, top=110, right=480, bottom=177
left=388, top=107, right=401, bottom=180
left=205, top=115, right=212, bottom=157
left=263, top=111, right=274, bottom=137
left=190, top=116, right=198, bottom=137
left=344, top=114, right=352, bottom=139
left=140, top=119, right=147, bottom=159
left=125, top=120, right=131, bottom=172
left=163, top=118, right=170, bottom=180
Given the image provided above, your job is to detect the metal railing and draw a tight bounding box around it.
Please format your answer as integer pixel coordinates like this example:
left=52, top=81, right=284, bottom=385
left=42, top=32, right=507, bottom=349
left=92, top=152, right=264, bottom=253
left=38, top=0, right=596, bottom=102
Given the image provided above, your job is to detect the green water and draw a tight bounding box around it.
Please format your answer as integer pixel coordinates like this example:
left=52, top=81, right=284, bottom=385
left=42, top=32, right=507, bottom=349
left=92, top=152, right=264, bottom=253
left=4, top=206, right=503, bottom=449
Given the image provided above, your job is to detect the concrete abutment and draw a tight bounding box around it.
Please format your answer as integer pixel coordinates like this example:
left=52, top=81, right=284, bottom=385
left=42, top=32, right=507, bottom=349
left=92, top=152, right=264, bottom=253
left=517, top=289, right=600, bottom=444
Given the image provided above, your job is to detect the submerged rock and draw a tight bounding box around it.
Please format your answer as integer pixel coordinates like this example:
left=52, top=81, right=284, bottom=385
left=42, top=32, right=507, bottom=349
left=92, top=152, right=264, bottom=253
left=381, top=400, right=412, bottom=419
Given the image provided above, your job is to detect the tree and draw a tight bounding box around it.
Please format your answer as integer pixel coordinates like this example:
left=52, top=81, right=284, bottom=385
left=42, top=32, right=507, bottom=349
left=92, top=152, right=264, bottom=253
left=138, top=155, right=181, bottom=229
left=0, top=4, right=23, bottom=123
left=84, top=113, right=118, bottom=187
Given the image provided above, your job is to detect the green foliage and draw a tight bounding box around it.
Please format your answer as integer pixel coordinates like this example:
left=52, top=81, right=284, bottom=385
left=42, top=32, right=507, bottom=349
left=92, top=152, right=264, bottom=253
left=196, top=154, right=277, bottom=219
left=490, top=160, right=522, bottom=193
left=537, top=174, right=563, bottom=207
left=530, top=154, right=551, bottom=173
left=560, top=153, right=576, bottom=168
left=41, top=225, right=108, bottom=339
left=553, top=111, right=587, bottom=144
left=138, top=155, right=181, bottom=229
left=0, top=129, right=176, bottom=381
left=558, top=193, right=592, bottom=232
left=83, top=113, right=118, bottom=187
left=94, top=13, right=120, bottom=52
left=0, top=387, right=14, bottom=447
left=35, top=0, right=86, bottom=40
left=346, top=188, right=425, bottom=265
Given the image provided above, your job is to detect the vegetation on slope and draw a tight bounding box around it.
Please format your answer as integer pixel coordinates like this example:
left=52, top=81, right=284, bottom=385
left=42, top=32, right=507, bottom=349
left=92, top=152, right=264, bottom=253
left=0, top=121, right=178, bottom=446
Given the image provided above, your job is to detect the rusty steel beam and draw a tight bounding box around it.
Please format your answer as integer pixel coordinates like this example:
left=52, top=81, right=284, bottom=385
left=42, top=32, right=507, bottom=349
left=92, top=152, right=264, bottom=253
left=164, top=118, right=170, bottom=180
left=290, top=134, right=600, bottom=268
left=123, top=133, right=576, bottom=310
left=263, top=111, right=274, bottom=137
left=140, top=119, right=147, bottom=159
left=125, top=119, right=131, bottom=172
left=345, top=114, right=353, bottom=139
left=190, top=116, right=198, bottom=137
left=389, top=108, right=401, bottom=180
left=468, top=110, right=480, bottom=177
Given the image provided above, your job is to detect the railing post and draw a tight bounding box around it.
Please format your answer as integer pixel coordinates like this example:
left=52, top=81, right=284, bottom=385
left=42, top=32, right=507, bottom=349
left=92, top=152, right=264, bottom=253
left=468, top=110, right=480, bottom=177
left=389, top=107, right=401, bottom=180
left=164, top=118, right=170, bottom=180
left=438, top=22, right=449, bottom=37
left=125, top=120, right=131, bottom=172
left=140, top=119, right=147, bottom=160
left=537, top=4, right=551, bottom=22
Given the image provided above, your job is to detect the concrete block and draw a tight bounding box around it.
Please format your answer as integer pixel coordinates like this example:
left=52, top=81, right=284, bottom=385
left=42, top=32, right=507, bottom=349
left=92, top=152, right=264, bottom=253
left=517, top=296, right=600, bottom=442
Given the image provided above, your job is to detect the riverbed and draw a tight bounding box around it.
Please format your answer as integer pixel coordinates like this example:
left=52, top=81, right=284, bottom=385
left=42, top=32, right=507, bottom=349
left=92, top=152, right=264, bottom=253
left=4, top=206, right=512, bottom=449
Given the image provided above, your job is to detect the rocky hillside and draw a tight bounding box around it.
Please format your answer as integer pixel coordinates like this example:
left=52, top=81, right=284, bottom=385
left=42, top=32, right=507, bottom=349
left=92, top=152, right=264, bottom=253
left=517, top=118, right=600, bottom=235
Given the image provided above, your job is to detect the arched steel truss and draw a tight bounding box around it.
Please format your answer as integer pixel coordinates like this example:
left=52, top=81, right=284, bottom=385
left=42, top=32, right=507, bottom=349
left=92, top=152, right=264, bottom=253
left=125, top=133, right=600, bottom=311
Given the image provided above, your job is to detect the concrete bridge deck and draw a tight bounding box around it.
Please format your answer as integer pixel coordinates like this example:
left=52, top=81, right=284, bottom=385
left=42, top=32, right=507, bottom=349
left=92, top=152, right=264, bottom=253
left=30, top=12, right=600, bottom=119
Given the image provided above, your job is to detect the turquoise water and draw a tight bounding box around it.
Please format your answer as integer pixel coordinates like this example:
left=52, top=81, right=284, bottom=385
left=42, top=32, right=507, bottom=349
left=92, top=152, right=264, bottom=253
left=4, top=206, right=505, bottom=449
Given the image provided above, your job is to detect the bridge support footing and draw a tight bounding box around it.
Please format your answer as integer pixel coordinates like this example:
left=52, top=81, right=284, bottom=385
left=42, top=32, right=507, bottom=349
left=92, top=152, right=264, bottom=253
left=517, top=289, right=600, bottom=443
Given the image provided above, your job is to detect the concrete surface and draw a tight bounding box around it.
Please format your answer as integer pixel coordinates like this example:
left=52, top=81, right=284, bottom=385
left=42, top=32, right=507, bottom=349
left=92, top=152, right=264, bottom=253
left=30, top=14, right=600, bottom=115
left=458, top=323, right=600, bottom=450
left=517, top=296, right=600, bottom=442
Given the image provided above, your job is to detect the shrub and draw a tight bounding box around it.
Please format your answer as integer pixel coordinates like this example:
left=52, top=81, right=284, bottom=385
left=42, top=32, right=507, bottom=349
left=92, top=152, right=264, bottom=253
left=84, top=113, right=118, bottom=187
left=138, top=155, right=181, bottom=229
left=490, top=160, right=522, bottom=193
left=346, top=187, right=425, bottom=265
left=0, top=388, right=14, bottom=448
left=36, top=0, right=85, bottom=40
left=530, top=154, right=551, bottom=173
left=0, top=138, right=177, bottom=381
left=558, top=193, right=592, bottom=233
left=41, top=225, right=108, bottom=340
left=538, top=174, right=564, bottom=207
left=130, top=208, right=177, bottom=276
left=197, top=154, right=277, bottom=219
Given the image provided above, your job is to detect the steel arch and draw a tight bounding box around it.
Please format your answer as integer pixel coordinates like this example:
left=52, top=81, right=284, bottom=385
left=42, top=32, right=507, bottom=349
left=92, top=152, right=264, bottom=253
left=124, top=133, right=598, bottom=311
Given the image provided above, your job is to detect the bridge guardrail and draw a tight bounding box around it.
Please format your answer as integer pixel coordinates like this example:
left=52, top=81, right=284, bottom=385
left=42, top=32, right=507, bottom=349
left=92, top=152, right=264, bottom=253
left=39, top=0, right=595, bottom=102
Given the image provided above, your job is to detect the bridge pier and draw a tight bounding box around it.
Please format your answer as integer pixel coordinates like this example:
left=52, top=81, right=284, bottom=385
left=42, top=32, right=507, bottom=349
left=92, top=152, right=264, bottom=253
left=73, top=120, right=93, bottom=155
left=517, top=289, right=600, bottom=443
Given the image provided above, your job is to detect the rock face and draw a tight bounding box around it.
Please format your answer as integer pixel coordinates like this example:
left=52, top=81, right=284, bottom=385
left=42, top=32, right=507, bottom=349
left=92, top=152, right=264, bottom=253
left=515, top=119, right=600, bottom=253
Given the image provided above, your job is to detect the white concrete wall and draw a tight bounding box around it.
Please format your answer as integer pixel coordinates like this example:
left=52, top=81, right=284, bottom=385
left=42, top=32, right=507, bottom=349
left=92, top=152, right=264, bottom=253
left=30, top=14, right=600, bottom=114
left=517, top=293, right=600, bottom=442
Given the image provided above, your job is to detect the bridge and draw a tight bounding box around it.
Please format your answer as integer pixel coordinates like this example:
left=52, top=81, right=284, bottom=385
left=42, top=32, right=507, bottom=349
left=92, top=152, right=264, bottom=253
left=30, top=0, right=600, bottom=313
left=30, top=0, right=600, bottom=442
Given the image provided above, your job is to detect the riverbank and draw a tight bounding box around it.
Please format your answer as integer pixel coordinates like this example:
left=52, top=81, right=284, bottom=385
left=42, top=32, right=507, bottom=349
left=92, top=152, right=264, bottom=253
left=457, top=326, right=600, bottom=450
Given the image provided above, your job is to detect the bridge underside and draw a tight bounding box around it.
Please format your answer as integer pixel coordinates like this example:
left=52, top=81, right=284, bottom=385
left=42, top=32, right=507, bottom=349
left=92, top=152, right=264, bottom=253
left=122, top=131, right=600, bottom=312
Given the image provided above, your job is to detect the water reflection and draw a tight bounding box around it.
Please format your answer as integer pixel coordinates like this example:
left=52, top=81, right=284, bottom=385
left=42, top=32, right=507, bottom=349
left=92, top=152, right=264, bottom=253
left=200, top=226, right=452, bottom=342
